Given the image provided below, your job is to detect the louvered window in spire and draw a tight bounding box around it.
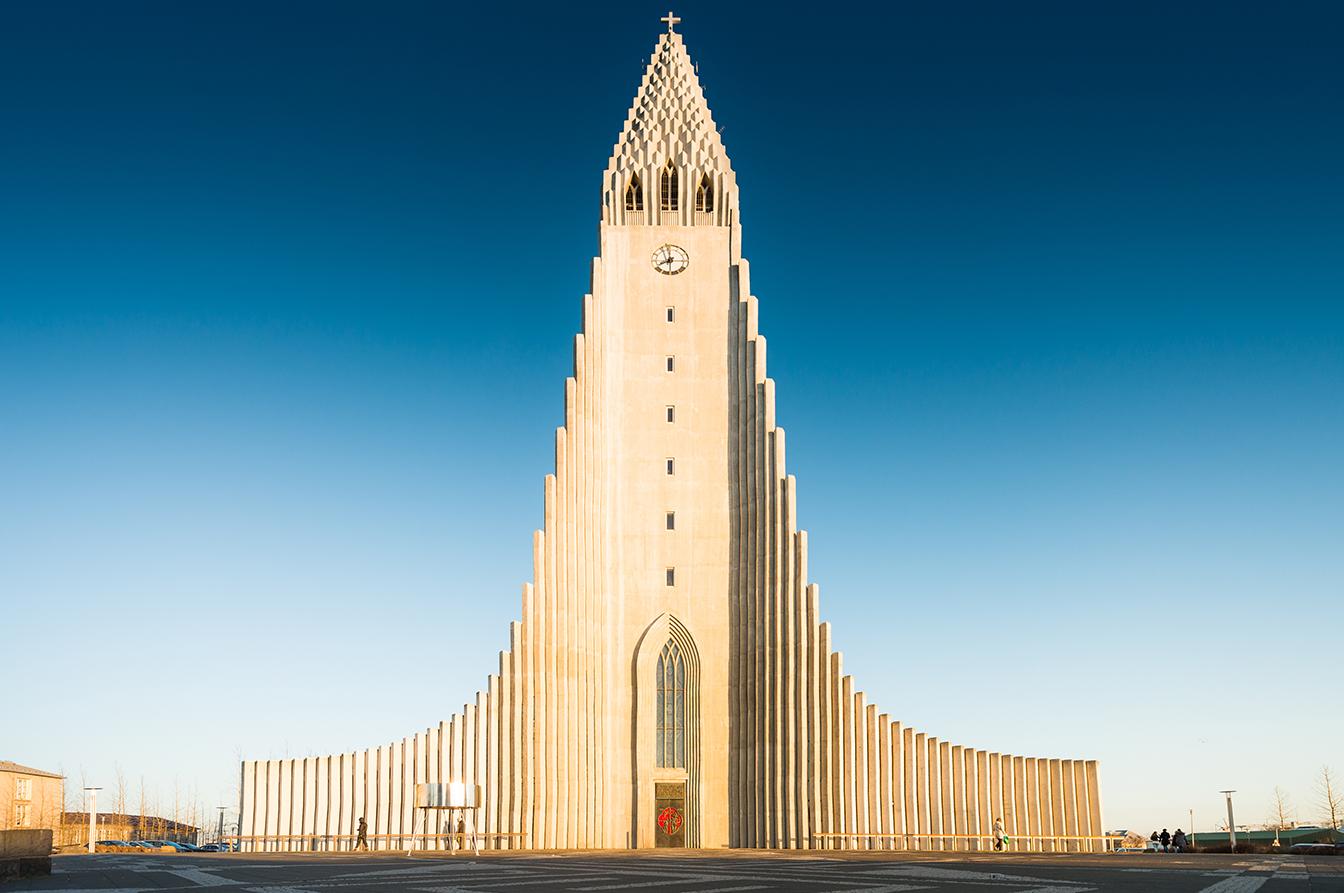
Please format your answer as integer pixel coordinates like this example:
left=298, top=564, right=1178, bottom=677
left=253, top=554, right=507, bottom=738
left=694, top=175, right=714, bottom=213
left=660, top=162, right=678, bottom=212
left=625, top=174, right=644, bottom=212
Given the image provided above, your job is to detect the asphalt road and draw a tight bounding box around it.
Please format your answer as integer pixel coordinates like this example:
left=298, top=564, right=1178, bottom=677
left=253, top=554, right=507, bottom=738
left=14, top=850, right=1344, bottom=892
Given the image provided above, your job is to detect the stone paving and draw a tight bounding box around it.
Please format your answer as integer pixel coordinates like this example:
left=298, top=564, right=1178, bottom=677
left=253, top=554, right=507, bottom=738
left=12, top=850, right=1344, bottom=893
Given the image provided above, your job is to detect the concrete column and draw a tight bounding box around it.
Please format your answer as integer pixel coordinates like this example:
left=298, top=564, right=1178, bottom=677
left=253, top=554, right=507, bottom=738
left=927, top=737, right=942, bottom=849
left=1048, top=758, right=1065, bottom=854
left=999, top=754, right=1014, bottom=851
left=865, top=703, right=880, bottom=850
left=988, top=752, right=1001, bottom=850
left=951, top=746, right=966, bottom=850
left=1072, top=760, right=1091, bottom=852
left=277, top=760, right=292, bottom=852
left=976, top=750, right=990, bottom=852
left=939, top=741, right=953, bottom=851
left=1013, top=756, right=1027, bottom=853
left=486, top=677, right=500, bottom=848
left=841, top=674, right=856, bottom=848
left=300, top=757, right=316, bottom=850
left=352, top=750, right=366, bottom=849
left=878, top=715, right=892, bottom=848
left=542, top=475, right=557, bottom=850
left=1037, top=755, right=1053, bottom=851
left=499, top=654, right=513, bottom=850
left=891, top=722, right=905, bottom=849
left=1062, top=760, right=1079, bottom=852
left=914, top=732, right=927, bottom=850
left=817, top=624, right=833, bottom=849
left=264, top=760, right=279, bottom=853
left=1025, top=758, right=1040, bottom=852
left=327, top=753, right=342, bottom=851
left=806, top=585, right=821, bottom=849
left=903, top=727, right=916, bottom=850
left=1085, top=761, right=1103, bottom=853
left=963, top=749, right=979, bottom=850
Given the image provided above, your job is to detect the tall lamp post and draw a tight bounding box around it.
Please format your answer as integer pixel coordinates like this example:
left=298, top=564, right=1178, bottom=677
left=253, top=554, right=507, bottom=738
left=217, top=807, right=228, bottom=846
left=1219, top=790, right=1237, bottom=852
left=83, top=787, right=102, bottom=854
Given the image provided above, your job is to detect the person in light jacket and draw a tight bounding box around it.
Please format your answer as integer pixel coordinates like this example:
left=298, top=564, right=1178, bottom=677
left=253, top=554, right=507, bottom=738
left=993, top=817, right=1006, bottom=851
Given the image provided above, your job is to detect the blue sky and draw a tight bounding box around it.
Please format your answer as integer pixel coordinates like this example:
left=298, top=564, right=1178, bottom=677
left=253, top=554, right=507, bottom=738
left=2, top=1, right=1341, bottom=837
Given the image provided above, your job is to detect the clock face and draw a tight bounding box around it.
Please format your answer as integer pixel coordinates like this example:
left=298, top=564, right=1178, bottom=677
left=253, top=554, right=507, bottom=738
left=652, top=244, right=690, bottom=275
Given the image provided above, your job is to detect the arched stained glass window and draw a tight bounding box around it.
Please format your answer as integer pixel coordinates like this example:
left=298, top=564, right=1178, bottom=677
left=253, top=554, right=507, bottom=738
left=625, top=174, right=644, bottom=212
left=655, top=640, right=686, bottom=768
left=694, top=175, right=713, bottom=213
left=660, top=161, right=679, bottom=212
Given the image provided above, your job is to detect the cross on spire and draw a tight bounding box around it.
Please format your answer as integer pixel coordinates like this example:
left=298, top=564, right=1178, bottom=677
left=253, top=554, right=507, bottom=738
left=661, top=10, right=681, bottom=32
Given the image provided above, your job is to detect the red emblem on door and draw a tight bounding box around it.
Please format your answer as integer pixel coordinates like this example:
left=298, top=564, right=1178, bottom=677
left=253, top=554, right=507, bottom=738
left=657, top=806, right=683, bottom=835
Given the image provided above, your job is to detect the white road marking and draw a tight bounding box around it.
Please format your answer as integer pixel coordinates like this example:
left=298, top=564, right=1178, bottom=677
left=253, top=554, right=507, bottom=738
left=156, top=866, right=235, bottom=886
left=819, top=886, right=933, bottom=893
left=578, top=876, right=734, bottom=891
left=871, top=865, right=1090, bottom=885
left=1194, top=877, right=1269, bottom=893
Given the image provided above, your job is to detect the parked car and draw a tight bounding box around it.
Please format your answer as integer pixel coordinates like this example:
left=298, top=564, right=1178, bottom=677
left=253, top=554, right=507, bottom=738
left=1289, top=842, right=1337, bottom=855
left=196, top=843, right=232, bottom=852
left=96, top=840, right=131, bottom=847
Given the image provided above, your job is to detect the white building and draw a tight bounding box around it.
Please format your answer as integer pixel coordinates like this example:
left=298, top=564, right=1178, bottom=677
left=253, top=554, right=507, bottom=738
left=239, top=16, right=1102, bottom=852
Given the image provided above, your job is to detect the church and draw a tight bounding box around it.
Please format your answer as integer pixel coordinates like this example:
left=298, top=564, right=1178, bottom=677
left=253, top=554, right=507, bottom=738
left=238, top=16, right=1103, bottom=852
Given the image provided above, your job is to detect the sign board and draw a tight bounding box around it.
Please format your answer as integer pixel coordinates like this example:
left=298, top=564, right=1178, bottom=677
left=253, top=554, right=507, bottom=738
left=415, top=782, right=480, bottom=809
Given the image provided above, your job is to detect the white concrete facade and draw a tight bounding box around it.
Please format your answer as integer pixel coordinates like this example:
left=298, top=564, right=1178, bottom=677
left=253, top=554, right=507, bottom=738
left=239, top=21, right=1103, bottom=852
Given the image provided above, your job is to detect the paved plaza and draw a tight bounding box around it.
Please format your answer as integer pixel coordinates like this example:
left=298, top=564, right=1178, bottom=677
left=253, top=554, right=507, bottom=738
left=14, top=851, right=1344, bottom=892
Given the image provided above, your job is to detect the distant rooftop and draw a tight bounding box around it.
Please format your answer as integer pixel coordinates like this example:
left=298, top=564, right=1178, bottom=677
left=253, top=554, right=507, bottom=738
left=0, top=760, right=63, bottom=779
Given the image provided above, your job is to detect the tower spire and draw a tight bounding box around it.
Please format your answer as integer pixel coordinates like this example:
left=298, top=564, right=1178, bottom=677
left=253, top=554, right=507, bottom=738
left=603, top=25, right=737, bottom=225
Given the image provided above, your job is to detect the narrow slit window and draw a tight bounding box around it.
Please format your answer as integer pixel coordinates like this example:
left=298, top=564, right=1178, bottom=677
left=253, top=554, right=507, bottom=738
left=666, top=511, right=676, bottom=530
left=666, top=356, right=675, bottom=372
left=666, top=306, right=675, bottom=323
left=665, top=567, right=675, bottom=586
left=666, top=405, right=675, bottom=423
left=666, top=457, right=675, bottom=475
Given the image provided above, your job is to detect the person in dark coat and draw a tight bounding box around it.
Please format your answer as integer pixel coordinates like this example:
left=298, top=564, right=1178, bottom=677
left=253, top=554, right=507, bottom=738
left=354, top=816, right=368, bottom=850
left=1159, top=828, right=1171, bottom=851
left=1172, top=829, right=1187, bottom=852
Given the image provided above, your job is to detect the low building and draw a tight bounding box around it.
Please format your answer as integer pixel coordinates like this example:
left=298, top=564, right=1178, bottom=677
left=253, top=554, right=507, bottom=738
left=58, top=812, right=200, bottom=847
left=0, top=762, right=63, bottom=833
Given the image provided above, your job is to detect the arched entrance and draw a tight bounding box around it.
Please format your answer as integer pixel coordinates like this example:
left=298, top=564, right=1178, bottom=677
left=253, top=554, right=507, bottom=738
left=633, top=614, right=700, bottom=848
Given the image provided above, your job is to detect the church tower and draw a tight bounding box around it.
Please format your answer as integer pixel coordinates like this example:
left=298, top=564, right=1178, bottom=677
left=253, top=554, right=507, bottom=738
left=238, top=17, right=1104, bottom=853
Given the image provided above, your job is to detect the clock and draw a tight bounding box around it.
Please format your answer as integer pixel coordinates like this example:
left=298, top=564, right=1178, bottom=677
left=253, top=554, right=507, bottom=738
left=651, top=244, right=690, bottom=275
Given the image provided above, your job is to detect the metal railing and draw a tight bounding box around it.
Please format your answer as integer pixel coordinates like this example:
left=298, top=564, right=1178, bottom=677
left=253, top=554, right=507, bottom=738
left=811, top=832, right=1125, bottom=852
left=224, top=832, right=529, bottom=853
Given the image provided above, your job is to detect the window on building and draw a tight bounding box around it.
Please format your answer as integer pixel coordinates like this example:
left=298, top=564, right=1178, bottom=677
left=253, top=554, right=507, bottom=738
left=666, top=511, right=675, bottom=530
left=665, top=567, right=675, bottom=586
left=666, top=356, right=675, bottom=372
left=655, top=640, right=686, bottom=768
left=666, top=306, right=675, bottom=323
left=660, top=161, right=678, bottom=212
left=15, top=778, right=31, bottom=800
left=625, top=174, right=643, bottom=212
left=695, top=175, right=714, bottom=213
left=666, top=406, right=675, bottom=423
left=666, top=457, right=674, bottom=475
left=14, top=803, right=30, bottom=827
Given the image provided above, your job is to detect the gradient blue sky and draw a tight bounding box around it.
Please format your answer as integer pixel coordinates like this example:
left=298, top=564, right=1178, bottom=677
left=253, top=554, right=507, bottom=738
left=3, top=1, right=1341, bottom=836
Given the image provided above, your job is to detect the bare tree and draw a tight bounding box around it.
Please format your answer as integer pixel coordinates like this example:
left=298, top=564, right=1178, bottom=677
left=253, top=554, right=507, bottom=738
left=114, top=765, right=128, bottom=818
left=1266, top=786, right=1295, bottom=831
left=1319, top=766, right=1343, bottom=831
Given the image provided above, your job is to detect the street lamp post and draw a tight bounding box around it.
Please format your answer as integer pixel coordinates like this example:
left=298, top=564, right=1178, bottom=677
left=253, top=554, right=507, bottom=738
left=1219, top=790, right=1237, bottom=852
left=83, top=787, right=102, bottom=854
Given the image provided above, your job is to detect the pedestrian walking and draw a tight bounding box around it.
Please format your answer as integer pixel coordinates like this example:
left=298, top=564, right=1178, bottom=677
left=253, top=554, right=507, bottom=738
left=1171, top=829, right=1187, bottom=852
left=993, top=817, right=1006, bottom=851
left=1159, top=828, right=1171, bottom=851
left=354, top=816, right=368, bottom=850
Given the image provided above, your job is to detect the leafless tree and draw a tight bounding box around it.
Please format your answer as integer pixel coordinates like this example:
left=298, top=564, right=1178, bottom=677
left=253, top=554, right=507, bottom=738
left=114, top=765, right=128, bottom=817
left=1319, top=766, right=1343, bottom=831
left=1265, top=786, right=1295, bottom=831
